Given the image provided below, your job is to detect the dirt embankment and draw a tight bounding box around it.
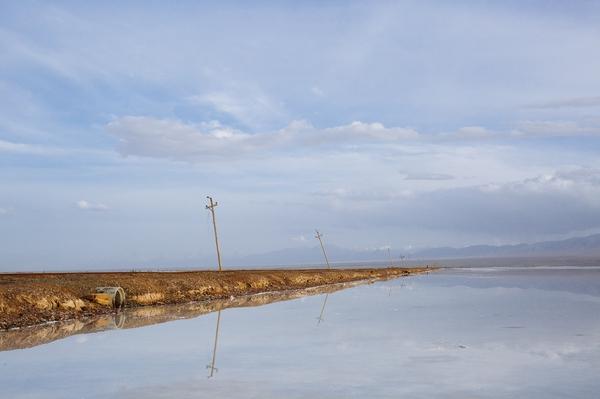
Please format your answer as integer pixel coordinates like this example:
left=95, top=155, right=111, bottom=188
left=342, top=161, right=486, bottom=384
left=0, top=280, right=366, bottom=351
left=0, top=267, right=431, bottom=330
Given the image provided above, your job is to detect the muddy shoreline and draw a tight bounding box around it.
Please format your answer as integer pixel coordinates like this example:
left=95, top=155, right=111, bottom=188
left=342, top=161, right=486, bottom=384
left=0, top=267, right=431, bottom=330
left=1, top=280, right=372, bottom=351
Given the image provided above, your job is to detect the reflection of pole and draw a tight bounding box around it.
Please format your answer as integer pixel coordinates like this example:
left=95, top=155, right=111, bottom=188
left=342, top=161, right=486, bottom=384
left=316, top=294, right=329, bottom=325
left=206, top=196, right=223, bottom=271
left=207, top=310, right=222, bottom=378
left=315, top=230, right=331, bottom=269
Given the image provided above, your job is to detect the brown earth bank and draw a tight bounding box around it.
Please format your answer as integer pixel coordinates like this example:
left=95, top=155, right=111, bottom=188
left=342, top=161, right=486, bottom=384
left=1, top=280, right=370, bottom=351
left=0, top=267, right=432, bottom=330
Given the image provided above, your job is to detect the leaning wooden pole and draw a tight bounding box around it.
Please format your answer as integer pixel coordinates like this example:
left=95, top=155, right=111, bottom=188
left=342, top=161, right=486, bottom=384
left=315, top=229, right=331, bottom=269
left=206, top=196, right=223, bottom=272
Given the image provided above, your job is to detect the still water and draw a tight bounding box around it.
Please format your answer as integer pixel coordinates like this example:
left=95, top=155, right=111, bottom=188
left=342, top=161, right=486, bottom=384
left=1, top=267, right=600, bottom=398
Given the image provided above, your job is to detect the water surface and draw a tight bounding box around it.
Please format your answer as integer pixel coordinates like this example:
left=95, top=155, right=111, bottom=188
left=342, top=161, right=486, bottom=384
left=1, top=267, right=599, bottom=398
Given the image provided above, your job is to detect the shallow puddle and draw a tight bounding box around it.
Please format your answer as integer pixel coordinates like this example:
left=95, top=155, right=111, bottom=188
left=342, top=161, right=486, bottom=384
left=1, top=267, right=599, bottom=398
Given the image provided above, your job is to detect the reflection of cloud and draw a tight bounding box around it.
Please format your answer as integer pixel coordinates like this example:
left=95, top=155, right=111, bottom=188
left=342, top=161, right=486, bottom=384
left=75, top=336, right=88, bottom=344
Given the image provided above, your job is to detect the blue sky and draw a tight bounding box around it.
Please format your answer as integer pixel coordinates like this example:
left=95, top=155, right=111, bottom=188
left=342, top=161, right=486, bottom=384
left=1, top=1, right=600, bottom=270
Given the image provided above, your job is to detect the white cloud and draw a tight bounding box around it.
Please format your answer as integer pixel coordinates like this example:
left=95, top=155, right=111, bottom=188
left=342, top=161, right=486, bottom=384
left=499, top=168, right=600, bottom=207
left=190, top=88, right=286, bottom=129
left=436, top=121, right=600, bottom=141
left=315, top=187, right=414, bottom=203
left=311, top=86, right=325, bottom=97
left=106, top=117, right=420, bottom=161
left=107, top=116, right=254, bottom=161
left=0, top=139, right=63, bottom=155
left=528, top=96, right=600, bottom=109
left=0, top=139, right=114, bottom=159
left=453, top=126, right=493, bottom=140
left=291, top=235, right=307, bottom=242
left=312, top=167, right=600, bottom=241
left=403, top=172, right=454, bottom=181
left=324, top=121, right=419, bottom=141
left=107, top=116, right=600, bottom=166
left=474, top=167, right=600, bottom=201
left=435, top=126, right=496, bottom=141
left=76, top=200, right=109, bottom=211
left=512, top=120, right=600, bottom=137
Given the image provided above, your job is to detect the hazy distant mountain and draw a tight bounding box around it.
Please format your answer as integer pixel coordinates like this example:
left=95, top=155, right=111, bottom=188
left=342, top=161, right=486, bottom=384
left=412, top=233, right=600, bottom=259
left=231, top=245, right=394, bottom=268
left=102, top=233, right=600, bottom=271
left=232, top=234, right=600, bottom=267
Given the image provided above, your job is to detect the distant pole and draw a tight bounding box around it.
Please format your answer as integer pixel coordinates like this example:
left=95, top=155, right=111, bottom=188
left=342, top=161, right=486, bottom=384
left=315, top=230, right=331, bottom=269
left=387, top=247, right=393, bottom=267
left=206, top=196, right=223, bottom=272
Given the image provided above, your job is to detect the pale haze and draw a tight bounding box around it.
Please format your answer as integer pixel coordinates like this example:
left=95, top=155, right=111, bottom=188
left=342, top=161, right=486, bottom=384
left=1, top=1, right=600, bottom=270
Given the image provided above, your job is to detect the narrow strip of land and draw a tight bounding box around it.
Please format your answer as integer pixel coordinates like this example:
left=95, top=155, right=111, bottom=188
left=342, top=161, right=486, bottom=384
left=0, top=267, right=432, bottom=330
left=1, top=280, right=371, bottom=351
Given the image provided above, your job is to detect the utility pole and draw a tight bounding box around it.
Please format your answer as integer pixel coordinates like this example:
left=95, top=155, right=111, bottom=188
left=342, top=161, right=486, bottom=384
left=387, top=247, right=393, bottom=267
left=206, top=196, right=223, bottom=272
left=314, top=230, right=331, bottom=269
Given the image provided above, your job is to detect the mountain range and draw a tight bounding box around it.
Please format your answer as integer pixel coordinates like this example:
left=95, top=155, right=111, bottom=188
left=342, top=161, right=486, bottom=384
left=230, top=233, right=600, bottom=267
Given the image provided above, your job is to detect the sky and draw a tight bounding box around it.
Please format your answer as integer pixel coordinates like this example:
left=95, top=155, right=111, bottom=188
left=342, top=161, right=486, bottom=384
left=1, top=1, right=600, bottom=270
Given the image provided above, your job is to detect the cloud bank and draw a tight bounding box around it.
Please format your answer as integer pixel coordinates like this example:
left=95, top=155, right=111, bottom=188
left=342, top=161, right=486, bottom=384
left=107, top=117, right=420, bottom=161
left=107, top=116, right=600, bottom=163
left=313, top=167, right=600, bottom=241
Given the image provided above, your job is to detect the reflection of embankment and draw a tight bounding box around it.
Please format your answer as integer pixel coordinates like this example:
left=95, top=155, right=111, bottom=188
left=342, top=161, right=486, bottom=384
left=0, top=280, right=369, bottom=352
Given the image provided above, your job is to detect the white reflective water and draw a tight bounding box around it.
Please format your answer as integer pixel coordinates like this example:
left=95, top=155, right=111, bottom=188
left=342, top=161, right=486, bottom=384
left=1, top=267, right=599, bottom=398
